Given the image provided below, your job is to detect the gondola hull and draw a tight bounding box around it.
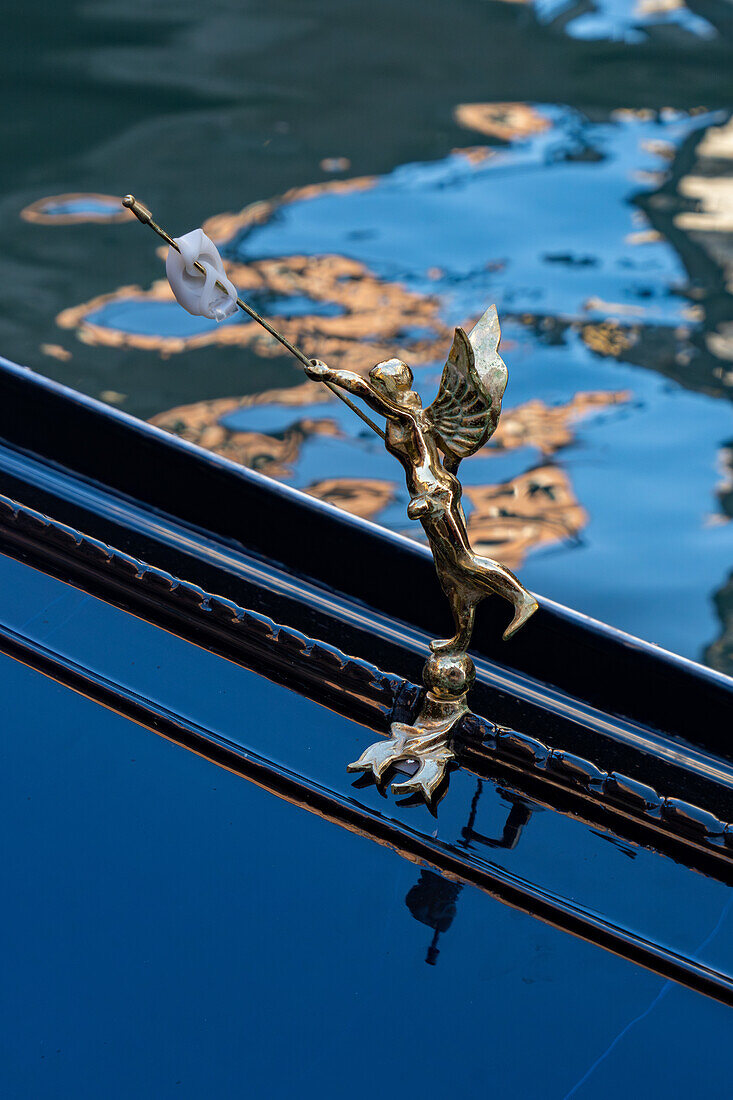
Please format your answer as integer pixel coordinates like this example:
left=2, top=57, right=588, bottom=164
left=0, top=355, right=731, bottom=1095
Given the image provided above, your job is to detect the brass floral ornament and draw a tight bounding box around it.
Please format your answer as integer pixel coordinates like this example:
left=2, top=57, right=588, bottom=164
left=123, top=195, right=538, bottom=803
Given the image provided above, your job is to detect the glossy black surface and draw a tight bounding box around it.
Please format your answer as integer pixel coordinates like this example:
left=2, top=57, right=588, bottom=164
left=3, top=484, right=733, bottom=878
left=3, top=363, right=733, bottom=859
left=1, top=565, right=733, bottom=1097
left=1, top=361, right=732, bottom=1094
left=0, top=545, right=731, bottom=986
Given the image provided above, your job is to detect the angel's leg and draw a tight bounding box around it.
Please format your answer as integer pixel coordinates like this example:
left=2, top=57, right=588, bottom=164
left=471, top=555, right=538, bottom=640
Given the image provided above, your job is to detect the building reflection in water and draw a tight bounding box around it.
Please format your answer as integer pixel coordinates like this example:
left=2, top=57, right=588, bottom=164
left=148, top=387, right=626, bottom=567
left=465, top=466, right=586, bottom=570
left=42, top=100, right=733, bottom=673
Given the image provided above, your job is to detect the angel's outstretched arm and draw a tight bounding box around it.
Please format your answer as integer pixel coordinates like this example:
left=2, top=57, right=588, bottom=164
left=306, top=360, right=402, bottom=419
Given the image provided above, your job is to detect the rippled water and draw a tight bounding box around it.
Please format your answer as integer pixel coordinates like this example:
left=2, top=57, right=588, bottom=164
left=3, top=0, right=733, bottom=670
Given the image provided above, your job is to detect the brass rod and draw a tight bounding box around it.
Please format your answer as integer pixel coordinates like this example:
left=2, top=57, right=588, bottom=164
left=121, top=195, right=385, bottom=440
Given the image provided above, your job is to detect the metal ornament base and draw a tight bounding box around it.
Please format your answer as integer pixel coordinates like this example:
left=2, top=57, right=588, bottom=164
left=348, top=652, right=476, bottom=801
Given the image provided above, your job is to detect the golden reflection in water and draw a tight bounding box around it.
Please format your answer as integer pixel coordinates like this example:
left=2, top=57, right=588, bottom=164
left=305, top=478, right=396, bottom=520
left=151, top=389, right=627, bottom=475
left=314, top=463, right=587, bottom=572
left=453, top=103, right=551, bottom=142
left=317, top=464, right=586, bottom=571
left=580, top=320, right=636, bottom=358
left=21, top=193, right=134, bottom=225
left=151, top=389, right=626, bottom=566
left=191, top=414, right=342, bottom=478
left=40, top=343, right=72, bottom=362
left=465, top=466, right=586, bottom=570
left=636, top=0, right=684, bottom=14
left=676, top=118, right=733, bottom=236
left=492, top=390, right=630, bottom=454
left=625, top=228, right=663, bottom=245
left=52, top=105, right=553, bottom=361
left=57, top=253, right=450, bottom=372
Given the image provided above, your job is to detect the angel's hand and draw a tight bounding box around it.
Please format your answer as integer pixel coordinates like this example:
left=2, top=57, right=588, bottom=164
left=306, top=359, right=331, bottom=380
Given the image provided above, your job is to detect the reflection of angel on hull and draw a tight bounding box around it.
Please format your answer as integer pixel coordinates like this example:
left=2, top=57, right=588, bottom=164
left=306, top=306, right=538, bottom=651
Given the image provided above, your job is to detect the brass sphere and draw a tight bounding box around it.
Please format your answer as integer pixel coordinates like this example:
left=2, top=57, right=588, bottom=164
left=423, top=652, right=475, bottom=699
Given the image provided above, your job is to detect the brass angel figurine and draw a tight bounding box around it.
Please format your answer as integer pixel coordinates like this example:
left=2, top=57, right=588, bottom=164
left=306, top=306, right=538, bottom=800
left=306, top=306, right=537, bottom=647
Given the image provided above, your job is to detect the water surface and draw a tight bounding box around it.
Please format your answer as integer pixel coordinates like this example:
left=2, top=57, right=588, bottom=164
left=2, top=0, right=733, bottom=670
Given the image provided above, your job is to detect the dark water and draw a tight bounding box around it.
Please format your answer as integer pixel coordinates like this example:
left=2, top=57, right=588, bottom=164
left=3, top=0, right=733, bottom=669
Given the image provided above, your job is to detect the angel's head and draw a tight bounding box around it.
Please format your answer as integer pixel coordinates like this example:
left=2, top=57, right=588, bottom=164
left=369, top=359, right=420, bottom=406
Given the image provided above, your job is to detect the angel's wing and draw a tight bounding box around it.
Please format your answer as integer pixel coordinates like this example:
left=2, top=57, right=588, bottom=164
left=425, top=305, right=508, bottom=473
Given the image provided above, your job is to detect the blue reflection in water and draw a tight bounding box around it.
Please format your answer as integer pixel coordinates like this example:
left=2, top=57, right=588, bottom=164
left=44, top=197, right=121, bottom=216
left=233, top=109, right=713, bottom=326
left=534, top=0, right=716, bottom=42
